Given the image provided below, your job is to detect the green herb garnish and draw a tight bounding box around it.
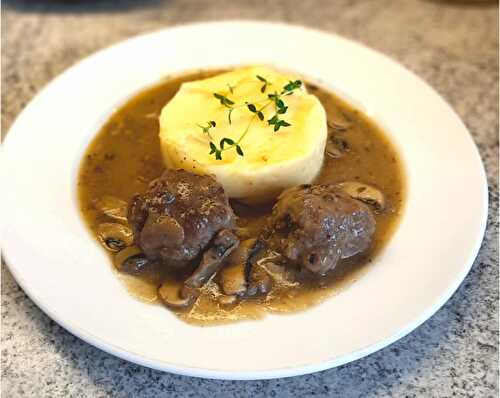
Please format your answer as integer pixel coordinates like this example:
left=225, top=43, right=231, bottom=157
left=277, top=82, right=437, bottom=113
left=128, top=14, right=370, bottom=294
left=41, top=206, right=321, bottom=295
left=256, top=74, right=271, bottom=93
left=200, top=76, right=302, bottom=160
left=213, top=93, right=234, bottom=107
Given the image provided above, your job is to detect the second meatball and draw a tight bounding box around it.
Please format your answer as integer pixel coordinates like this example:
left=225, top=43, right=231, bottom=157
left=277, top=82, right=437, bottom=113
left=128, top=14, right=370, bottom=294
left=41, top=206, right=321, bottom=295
left=267, top=184, right=376, bottom=275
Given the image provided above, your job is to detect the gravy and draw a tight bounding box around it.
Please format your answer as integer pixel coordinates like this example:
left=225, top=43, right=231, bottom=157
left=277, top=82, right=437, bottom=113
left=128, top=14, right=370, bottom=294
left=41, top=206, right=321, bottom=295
left=78, top=71, right=405, bottom=325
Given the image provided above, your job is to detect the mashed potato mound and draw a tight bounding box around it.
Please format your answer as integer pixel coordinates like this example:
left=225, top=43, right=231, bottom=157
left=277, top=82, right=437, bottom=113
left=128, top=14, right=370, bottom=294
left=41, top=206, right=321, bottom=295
left=159, top=66, right=327, bottom=203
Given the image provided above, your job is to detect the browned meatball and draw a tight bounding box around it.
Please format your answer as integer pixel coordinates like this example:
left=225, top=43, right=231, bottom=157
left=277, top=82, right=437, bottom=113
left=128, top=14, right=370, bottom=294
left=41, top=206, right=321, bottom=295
left=267, top=184, right=376, bottom=275
left=128, top=169, right=236, bottom=269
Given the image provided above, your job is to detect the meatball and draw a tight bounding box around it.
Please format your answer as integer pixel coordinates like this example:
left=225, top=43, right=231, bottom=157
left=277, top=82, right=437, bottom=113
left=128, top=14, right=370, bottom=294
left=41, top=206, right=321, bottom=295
left=128, top=169, right=236, bottom=268
left=266, top=184, right=376, bottom=275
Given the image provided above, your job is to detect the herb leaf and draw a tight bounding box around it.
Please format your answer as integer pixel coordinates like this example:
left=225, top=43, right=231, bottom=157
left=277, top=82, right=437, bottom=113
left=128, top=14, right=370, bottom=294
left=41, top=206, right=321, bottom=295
left=220, top=137, right=235, bottom=149
left=209, top=142, right=217, bottom=154
left=268, top=115, right=291, bottom=131
left=282, top=80, right=302, bottom=93
left=268, top=115, right=279, bottom=125
left=256, top=75, right=270, bottom=93
left=214, top=93, right=234, bottom=107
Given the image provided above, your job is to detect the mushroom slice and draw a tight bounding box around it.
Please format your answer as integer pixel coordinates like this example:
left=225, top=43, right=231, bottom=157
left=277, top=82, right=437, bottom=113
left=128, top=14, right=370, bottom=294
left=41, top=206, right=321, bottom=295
left=219, top=238, right=259, bottom=296
left=218, top=294, right=239, bottom=307
left=336, top=181, right=385, bottom=211
left=140, top=214, right=185, bottom=254
left=326, top=137, right=350, bottom=159
left=184, top=229, right=239, bottom=290
left=159, top=280, right=197, bottom=310
left=219, top=238, right=270, bottom=296
left=219, top=262, right=247, bottom=296
left=226, top=238, right=257, bottom=263
left=245, top=265, right=273, bottom=298
left=244, top=250, right=275, bottom=298
left=260, top=261, right=299, bottom=288
left=95, top=195, right=128, bottom=222
left=328, top=120, right=351, bottom=132
left=97, top=222, right=133, bottom=252
left=113, top=245, right=149, bottom=274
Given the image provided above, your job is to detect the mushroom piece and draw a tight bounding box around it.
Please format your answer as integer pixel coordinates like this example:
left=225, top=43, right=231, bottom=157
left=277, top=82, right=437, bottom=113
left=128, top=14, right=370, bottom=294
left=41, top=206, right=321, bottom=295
left=234, top=246, right=281, bottom=298
left=95, top=195, right=128, bottom=222
left=113, top=245, right=150, bottom=274
left=139, top=214, right=185, bottom=255
left=160, top=229, right=239, bottom=310
left=97, top=222, right=133, bottom=252
left=219, top=238, right=260, bottom=296
left=326, top=137, right=350, bottom=159
left=328, top=120, right=351, bottom=133
left=158, top=280, right=198, bottom=310
left=184, top=229, right=239, bottom=290
left=259, top=259, right=299, bottom=289
left=245, top=264, right=273, bottom=298
left=219, top=262, right=247, bottom=296
left=336, top=181, right=385, bottom=212
left=218, top=294, right=239, bottom=307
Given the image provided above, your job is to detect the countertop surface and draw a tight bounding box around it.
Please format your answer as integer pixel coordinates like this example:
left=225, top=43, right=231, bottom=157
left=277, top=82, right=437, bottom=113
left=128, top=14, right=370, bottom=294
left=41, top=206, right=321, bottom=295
left=1, top=0, right=498, bottom=397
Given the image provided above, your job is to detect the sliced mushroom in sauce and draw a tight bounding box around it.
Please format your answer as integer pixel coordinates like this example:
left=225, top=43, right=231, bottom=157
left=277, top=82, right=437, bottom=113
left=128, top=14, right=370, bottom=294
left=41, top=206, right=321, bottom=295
left=97, top=222, right=133, bottom=252
left=113, top=245, right=150, bottom=274
left=95, top=195, right=128, bottom=222
left=158, top=280, right=198, bottom=310
left=336, top=181, right=386, bottom=212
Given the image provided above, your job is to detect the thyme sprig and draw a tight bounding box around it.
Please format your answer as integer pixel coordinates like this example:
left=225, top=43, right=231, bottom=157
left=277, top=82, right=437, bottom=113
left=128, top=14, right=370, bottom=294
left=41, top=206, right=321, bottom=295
left=203, top=76, right=302, bottom=160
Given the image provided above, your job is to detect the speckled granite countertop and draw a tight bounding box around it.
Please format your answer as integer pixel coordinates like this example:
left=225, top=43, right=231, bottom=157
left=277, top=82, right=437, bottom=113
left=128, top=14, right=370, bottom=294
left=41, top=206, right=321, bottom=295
left=2, top=0, right=498, bottom=396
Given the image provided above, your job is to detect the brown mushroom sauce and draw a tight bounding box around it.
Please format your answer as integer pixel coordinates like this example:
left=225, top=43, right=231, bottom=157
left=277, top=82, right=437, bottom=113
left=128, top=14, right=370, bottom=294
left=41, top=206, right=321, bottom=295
left=78, top=71, right=405, bottom=325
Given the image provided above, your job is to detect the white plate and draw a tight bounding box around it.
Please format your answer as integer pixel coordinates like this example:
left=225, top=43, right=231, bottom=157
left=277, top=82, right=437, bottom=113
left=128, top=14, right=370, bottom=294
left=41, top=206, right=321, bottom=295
left=1, top=21, right=488, bottom=380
